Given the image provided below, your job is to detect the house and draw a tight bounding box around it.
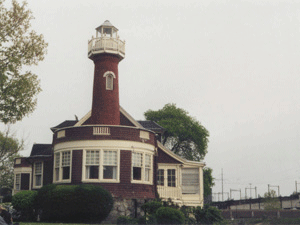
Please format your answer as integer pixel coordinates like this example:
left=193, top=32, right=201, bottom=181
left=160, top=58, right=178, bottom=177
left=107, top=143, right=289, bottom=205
left=13, top=20, right=205, bottom=217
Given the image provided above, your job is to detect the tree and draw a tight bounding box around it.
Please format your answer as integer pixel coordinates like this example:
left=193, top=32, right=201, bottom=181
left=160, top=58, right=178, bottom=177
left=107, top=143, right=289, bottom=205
left=0, top=129, right=23, bottom=189
left=203, top=167, right=214, bottom=197
left=0, top=0, right=47, bottom=124
left=263, top=190, right=281, bottom=210
left=144, top=103, right=209, bottom=161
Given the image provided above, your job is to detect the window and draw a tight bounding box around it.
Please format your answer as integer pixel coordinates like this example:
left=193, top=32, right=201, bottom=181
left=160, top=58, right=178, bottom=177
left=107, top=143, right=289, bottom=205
left=103, top=71, right=116, bottom=90
left=62, top=152, right=71, bottom=180
left=103, top=151, right=117, bottom=179
left=15, top=174, right=21, bottom=190
left=182, top=168, right=199, bottom=194
left=157, top=169, right=164, bottom=186
left=132, top=153, right=142, bottom=180
left=168, top=169, right=176, bottom=187
left=34, top=162, right=43, bottom=187
left=54, top=151, right=71, bottom=182
left=85, top=150, right=100, bottom=179
left=132, top=152, right=152, bottom=183
left=145, top=154, right=151, bottom=181
left=83, top=149, right=119, bottom=182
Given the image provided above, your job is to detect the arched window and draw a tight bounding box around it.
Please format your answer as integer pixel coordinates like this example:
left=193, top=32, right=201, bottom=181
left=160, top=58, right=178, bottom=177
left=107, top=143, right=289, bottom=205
left=103, top=71, right=116, bottom=90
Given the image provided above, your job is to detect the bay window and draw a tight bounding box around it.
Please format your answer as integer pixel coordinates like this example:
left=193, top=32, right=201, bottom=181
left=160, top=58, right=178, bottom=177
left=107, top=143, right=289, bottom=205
left=54, top=151, right=71, bottom=182
left=86, top=150, right=100, bottom=179
left=132, top=152, right=152, bottom=183
left=132, top=152, right=142, bottom=180
left=103, top=150, right=117, bottom=179
left=83, top=149, right=119, bottom=182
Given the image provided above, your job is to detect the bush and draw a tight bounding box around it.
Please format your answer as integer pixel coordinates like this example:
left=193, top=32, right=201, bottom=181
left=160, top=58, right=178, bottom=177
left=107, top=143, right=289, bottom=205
left=141, top=200, right=163, bottom=215
left=37, top=184, right=113, bottom=223
left=194, top=204, right=223, bottom=224
left=3, top=195, right=12, bottom=203
left=11, top=190, right=37, bottom=221
left=180, top=205, right=196, bottom=224
left=155, top=207, right=185, bottom=224
left=117, top=215, right=138, bottom=224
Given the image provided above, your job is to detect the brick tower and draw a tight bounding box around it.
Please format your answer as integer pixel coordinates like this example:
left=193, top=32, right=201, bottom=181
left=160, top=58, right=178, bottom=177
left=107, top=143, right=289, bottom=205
left=88, top=20, right=125, bottom=125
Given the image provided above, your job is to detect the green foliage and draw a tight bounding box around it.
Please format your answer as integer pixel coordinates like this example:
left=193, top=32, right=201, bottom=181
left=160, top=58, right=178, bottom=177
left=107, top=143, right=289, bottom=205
left=144, top=103, right=209, bottom=161
left=180, top=206, right=196, bottom=224
left=0, top=130, right=22, bottom=189
left=155, top=206, right=185, bottom=224
left=11, top=190, right=37, bottom=211
left=11, top=190, right=37, bottom=221
left=141, top=200, right=163, bottom=215
left=194, top=204, right=223, bottom=224
left=117, top=215, right=138, bottom=224
left=0, top=0, right=47, bottom=123
left=203, top=167, right=215, bottom=197
left=36, top=184, right=113, bottom=223
left=263, top=190, right=281, bottom=210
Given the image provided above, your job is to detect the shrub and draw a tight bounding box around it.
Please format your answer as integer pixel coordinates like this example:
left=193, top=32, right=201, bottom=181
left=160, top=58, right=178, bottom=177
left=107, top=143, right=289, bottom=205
left=141, top=200, right=163, bottom=215
left=155, top=207, right=185, bottom=224
left=37, top=184, right=113, bottom=223
left=194, top=204, right=223, bottom=224
left=117, top=215, right=138, bottom=224
left=11, top=190, right=37, bottom=221
left=3, top=195, right=12, bottom=203
left=180, top=205, right=196, bottom=224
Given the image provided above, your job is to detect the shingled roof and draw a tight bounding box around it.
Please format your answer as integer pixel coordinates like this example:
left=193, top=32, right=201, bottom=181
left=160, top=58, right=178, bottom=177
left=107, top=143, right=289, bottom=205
left=50, top=120, right=77, bottom=132
left=137, top=121, right=165, bottom=134
left=30, top=144, right=52, bottom=157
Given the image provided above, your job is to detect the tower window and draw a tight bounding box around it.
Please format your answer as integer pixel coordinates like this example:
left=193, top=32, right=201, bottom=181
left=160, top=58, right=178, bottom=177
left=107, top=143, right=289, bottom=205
left=103, top=71, right=116, bottom=90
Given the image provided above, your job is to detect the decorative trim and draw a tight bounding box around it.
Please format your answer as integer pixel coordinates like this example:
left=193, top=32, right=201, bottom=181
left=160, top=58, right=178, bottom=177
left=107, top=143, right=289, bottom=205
left=140, top=131, right=150, bottom=140
left=57, top=130, right=65, bottom=138
left=93, top=127, right=110, bottom=135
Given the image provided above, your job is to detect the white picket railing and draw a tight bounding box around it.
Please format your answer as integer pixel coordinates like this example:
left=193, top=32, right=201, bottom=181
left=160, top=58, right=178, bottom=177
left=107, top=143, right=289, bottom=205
left=88, top=37, right=125, bottom=56
left=157, top=185, right=182, bottom=200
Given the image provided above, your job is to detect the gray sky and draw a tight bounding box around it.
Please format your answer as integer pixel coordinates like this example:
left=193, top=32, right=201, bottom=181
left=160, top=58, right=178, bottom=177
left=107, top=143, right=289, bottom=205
left=7, top=0, right=300, bottom=199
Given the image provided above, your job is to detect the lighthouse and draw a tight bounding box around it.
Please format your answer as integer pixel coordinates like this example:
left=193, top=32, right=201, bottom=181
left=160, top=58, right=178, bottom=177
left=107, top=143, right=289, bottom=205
left=88, top=20, right=125, bottom=125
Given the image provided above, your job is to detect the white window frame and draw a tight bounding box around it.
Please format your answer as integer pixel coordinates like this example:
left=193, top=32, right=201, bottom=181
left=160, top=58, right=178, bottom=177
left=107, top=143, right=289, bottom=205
left=103, top=71, right=116, bottom=90
left=82, top=149, right=120, bottom=183
left=15, top=173, right=21, bottom=191
left=33, top=162, right=43, bottom=188
left=53, top=151, right=72, bottom=183
left=131, top=152, right=153, bottom=184
left=156, top=165, right=180, bottom=188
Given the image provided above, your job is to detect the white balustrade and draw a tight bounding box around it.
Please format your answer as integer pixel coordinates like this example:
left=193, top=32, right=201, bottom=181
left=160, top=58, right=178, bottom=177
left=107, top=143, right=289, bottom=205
left=157, top=185, right=182, bottom=200
left=88, top=37, right=125, bottom=57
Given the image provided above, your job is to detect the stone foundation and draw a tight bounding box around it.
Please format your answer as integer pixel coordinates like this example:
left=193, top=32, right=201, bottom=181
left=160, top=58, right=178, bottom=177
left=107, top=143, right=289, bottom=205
left=102, top=197, right=149, bottom=224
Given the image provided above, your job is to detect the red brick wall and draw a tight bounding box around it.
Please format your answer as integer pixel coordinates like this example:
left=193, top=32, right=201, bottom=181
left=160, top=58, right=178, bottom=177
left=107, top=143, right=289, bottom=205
left=53, top=126, right=156, bottom=146
left=90, top=54, right=120, bottom=125
left=120, top=112, right=135, bottom=126
left=157, top=148, right=182, bottom=164
left=68, top=150, right=156, bottom=199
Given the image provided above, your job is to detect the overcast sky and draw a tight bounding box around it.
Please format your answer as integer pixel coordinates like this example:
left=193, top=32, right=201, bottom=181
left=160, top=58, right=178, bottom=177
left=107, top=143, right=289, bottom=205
left=6, top=0, right=300, bottom=199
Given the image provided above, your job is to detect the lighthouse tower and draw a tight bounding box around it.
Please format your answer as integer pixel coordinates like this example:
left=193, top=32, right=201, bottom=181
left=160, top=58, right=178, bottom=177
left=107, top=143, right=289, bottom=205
left=88, top=20, right=125, bottom=125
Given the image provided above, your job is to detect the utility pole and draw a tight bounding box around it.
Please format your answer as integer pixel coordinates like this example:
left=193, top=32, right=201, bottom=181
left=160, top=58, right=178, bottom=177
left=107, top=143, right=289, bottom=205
left=268, top=184, right=280, bottom=196
left=295, top=181, right=300, bottom=193
left=230, top=189, right=242, bottom=200
left=245, top=184, right=257, bottom=199
left=222, top=168, right=224, bottom=201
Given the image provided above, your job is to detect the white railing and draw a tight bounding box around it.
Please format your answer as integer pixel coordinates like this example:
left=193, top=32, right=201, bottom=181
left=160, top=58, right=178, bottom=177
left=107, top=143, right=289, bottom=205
left=157, top=185, right=182, bottom=200
left=88, top=37, right=125, bottom=56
